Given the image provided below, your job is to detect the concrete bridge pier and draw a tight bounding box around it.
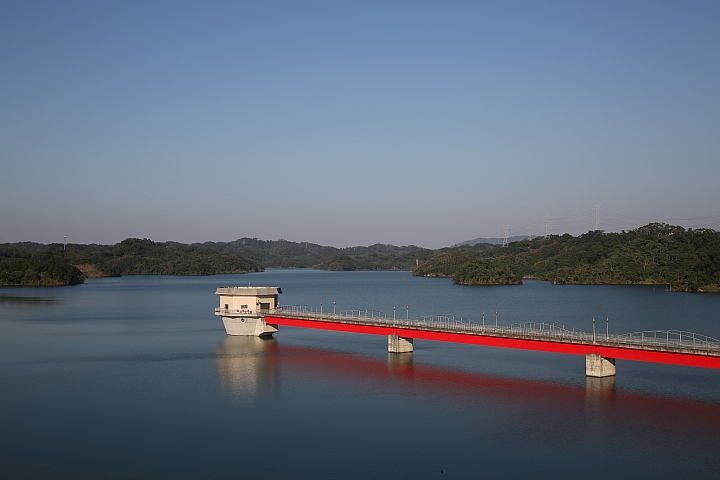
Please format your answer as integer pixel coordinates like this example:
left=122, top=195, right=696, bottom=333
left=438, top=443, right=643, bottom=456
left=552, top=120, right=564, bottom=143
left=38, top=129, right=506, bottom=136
left=388, top=334, right=413, bottom=353
left=586, top=353, right=616, bottom=377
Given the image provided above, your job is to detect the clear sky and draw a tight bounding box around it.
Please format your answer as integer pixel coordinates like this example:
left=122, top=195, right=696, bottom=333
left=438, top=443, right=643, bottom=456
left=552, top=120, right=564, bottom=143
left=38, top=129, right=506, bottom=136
left=1, top=1, right=719, bottom=248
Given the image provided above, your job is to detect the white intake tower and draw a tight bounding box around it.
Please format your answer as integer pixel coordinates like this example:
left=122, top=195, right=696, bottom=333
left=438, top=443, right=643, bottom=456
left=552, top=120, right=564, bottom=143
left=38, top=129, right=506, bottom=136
left=214, top=286, right=282, bottom=336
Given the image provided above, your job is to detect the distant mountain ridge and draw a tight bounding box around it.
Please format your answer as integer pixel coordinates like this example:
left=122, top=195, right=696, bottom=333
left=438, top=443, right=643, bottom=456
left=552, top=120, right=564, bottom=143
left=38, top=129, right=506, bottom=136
left=6, top=223, right=719, bottom=292
left=192, top=238, right=434, bottom=269
left=455, top=236, right=527, bottom=246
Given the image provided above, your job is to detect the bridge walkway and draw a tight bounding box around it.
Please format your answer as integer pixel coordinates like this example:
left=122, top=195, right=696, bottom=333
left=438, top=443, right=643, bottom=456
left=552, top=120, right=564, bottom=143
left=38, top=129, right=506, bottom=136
left=259, top=306, right=720, bottom=374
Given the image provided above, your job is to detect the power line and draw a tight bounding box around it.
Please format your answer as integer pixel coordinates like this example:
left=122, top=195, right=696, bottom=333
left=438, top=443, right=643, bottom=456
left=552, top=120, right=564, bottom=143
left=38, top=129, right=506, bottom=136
left=511, top=211, right=592, bottom=233
left=484, top=207, right=719, bottom=244
left=603, top=212, right=720, bottom=222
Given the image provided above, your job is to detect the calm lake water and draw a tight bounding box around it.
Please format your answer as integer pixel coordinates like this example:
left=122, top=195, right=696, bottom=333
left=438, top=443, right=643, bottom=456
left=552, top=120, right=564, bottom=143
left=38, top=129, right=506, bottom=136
left=2, top=269, right=720, bottom=478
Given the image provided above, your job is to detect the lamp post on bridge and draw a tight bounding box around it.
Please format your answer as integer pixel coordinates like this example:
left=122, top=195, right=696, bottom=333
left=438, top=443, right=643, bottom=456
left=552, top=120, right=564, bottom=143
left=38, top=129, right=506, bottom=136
left=393, top=306, right=396, bottom=320
left=592, top=318, right=596, bottom=343
left=495, top=311, right=498, bottom=328
left=334, top=301, right=336, bottom=314
left=606, top=317, right=609, bottom=340
left=320, top=302, right=322, bottom=314
left=482, top=311, right=485, bottom=326
left=406, top=306, right=409, bottom=320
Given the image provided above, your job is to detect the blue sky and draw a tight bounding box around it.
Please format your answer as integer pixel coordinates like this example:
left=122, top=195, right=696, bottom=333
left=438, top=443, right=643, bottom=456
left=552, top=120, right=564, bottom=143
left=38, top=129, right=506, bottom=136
left=1, top=1, right=719, bottom=248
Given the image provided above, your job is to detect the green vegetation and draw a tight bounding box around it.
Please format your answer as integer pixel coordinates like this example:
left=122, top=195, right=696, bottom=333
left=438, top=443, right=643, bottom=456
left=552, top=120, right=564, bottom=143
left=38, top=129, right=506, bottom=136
left=0, top=258, right=83, bottom=286
left=1, top=245, right=84, bottom=285
left=195, top=238, right=434, bottom=269
left=453, top=258, right=522, bottom=285
left=312, top=251, right=435, bottom=271
left=412, top=223, right=720, bottom=292
left=60, top=238, right=262, bottom=276
left=4, top=222, right=718, bottom=291
left=411, top=247, right=494, bottom=277
left=1, top=238, right=262, bottom=285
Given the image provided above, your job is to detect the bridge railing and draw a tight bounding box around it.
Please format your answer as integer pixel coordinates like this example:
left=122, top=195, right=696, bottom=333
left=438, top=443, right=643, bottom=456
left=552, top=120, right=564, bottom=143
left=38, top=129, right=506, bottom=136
left=272, top=306, right=595, bottom=339
left=613, top=330, right=720, bottom=352
left=267, top=306, right=720, bottom=354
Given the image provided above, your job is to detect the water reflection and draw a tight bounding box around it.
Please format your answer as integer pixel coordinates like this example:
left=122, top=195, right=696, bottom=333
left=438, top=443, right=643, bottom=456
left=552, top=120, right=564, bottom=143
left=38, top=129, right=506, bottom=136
left=0, top=294, right=59, bottom=305
left=215, top=336, right=278, bottom=403
left=216, top=336, right=720, bottom=455
left=388, top=352, right=414, bottom=377
left=218, top=341, right=720, bottom=442
left=586, top=376, right=616, bottom=397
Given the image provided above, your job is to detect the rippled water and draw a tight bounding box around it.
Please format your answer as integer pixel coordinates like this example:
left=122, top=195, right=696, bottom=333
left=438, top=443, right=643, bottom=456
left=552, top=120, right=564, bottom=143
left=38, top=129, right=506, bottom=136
left=1, top=270, right=719, bottom=478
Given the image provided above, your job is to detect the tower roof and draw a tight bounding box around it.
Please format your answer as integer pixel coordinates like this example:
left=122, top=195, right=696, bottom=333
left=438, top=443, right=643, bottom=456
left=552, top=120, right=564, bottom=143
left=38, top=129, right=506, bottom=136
left=215, top=286, right=282, bottom=295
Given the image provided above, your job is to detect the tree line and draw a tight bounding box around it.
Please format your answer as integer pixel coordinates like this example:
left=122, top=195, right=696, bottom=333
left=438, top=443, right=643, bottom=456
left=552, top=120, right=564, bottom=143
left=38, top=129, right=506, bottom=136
left=1, top=238, right=262, bottom=286
left=3, top=223, right=718, bottom=291
left=412, top=223, right=720, bottom=292
left=194, top=238, right=434, bottom=269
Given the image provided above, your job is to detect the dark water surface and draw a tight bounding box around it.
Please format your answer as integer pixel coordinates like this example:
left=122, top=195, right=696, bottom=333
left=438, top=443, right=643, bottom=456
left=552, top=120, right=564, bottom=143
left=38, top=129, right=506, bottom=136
left=2, top=269, right=720, bottom=478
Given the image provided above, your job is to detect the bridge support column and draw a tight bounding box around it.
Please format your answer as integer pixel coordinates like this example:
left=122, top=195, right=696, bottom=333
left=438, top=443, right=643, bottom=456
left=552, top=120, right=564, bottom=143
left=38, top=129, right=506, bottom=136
left=586, top=353, right=616, bottom=377
left=388, top=334, right=413, bottom=353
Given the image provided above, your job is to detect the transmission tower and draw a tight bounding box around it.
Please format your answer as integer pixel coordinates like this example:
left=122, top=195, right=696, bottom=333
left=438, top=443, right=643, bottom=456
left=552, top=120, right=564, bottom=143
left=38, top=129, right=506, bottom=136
left=526, top=226, right=533, bottom=240
left=593, top=204, right=602, bottom=231
left=501, top=225, right=510, bottom=247
left=543, top=215, right=551, bottom=239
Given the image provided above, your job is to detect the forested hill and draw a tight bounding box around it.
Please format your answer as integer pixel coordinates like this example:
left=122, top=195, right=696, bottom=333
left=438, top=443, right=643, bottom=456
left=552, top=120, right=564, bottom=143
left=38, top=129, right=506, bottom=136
left=412, top=223, right=720, bottom=293
left=1, top=238, right=262, bottom=285
left=193, top=238, right=434, bottom=269
left=5, top=224, right=718, bottom=290
left=0, top=257, right=83, bottom=286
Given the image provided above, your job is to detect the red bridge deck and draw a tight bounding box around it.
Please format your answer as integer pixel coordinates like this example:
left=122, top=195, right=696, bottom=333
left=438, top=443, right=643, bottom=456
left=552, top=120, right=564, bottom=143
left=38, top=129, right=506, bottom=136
left=264, top=312, right=720, bottom=370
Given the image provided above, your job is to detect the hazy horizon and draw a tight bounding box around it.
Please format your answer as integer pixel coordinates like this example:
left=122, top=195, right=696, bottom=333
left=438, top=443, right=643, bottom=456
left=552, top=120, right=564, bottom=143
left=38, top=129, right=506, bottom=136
left=2, top=2, right=719, bottom=249
left=2, top=220, right=716, bottom=251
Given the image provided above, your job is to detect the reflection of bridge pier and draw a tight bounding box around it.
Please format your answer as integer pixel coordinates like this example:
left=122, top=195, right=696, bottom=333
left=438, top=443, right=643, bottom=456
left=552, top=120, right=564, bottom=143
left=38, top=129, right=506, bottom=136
left=245, top=343, right=720, bottom=427
left=586, top=375, right=616, bottom=397
left=211, top=340, right=720, bottom=453
left=584, top=376, right=617, bottom=437
left=388, top=352, right=414, bottom=377
left=215, top=336, right=278, bottom=402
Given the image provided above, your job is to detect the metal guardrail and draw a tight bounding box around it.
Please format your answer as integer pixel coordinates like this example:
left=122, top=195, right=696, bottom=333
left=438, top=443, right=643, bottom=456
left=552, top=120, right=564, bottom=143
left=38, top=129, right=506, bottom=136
left=216, top=308, right=267, bottom=315
left=262, top=305, right=720, bottom=355
left=215, top=308, right=255, bottom=314
left=615, top=330, right=720, bottom=351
